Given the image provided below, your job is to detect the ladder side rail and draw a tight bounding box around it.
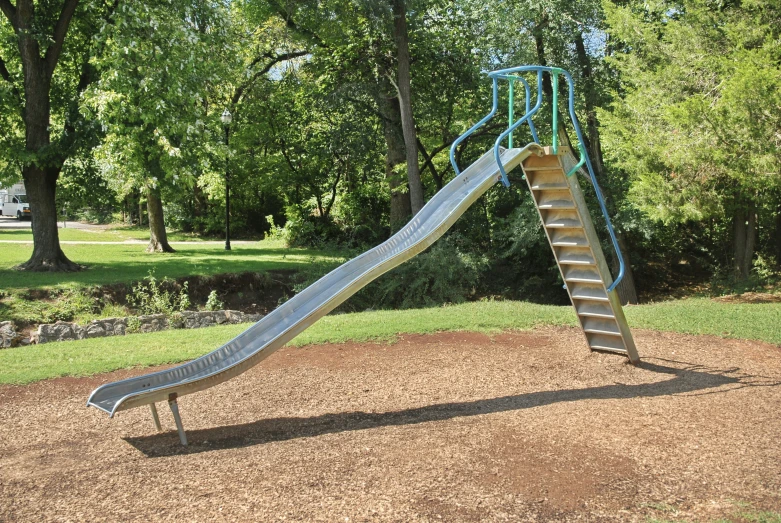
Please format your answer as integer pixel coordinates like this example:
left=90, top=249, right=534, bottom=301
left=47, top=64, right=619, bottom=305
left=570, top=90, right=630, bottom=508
left=558, top=70, right=626, bottom=292
left=493, top=71, right=544, bottom=186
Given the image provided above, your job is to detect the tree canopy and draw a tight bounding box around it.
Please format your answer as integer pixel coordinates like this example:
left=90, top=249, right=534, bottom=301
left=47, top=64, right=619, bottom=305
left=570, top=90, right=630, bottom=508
left=1, top=0, right=779, bottom=300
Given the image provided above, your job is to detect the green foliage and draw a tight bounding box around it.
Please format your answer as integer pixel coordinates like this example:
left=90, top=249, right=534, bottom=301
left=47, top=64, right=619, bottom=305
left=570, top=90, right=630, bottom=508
left=601, top=0, right=781, bottom=280
left=1, top=290, right=97, bottom=326
left=125, top=316, right=141, bottom=334
left=204, top=290, right=224, bottom=312
left=360, top=235, right=488, bottom=310
left=710, top=254, right=781, bottom=296
left=126, top=272, right=190, bottom=316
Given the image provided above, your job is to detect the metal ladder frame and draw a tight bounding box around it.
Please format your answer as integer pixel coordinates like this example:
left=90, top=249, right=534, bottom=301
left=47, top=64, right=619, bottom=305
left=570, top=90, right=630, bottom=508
left=449, top=65, right=628, bottom=294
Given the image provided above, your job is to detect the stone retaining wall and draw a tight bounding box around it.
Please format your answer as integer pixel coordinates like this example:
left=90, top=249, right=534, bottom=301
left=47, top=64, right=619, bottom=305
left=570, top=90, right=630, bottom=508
left=30, top=310, right=264, bottom=345
left=1, top=321, right=24, bottom=348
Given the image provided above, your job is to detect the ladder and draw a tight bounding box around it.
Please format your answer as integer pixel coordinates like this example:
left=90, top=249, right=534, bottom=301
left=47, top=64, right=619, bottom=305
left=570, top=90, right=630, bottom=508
left=521, top=146, right=639, bottom=363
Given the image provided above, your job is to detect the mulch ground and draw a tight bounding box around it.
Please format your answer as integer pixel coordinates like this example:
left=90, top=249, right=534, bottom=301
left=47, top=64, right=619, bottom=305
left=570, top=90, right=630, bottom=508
left=1, top=327, right=780, bottom=522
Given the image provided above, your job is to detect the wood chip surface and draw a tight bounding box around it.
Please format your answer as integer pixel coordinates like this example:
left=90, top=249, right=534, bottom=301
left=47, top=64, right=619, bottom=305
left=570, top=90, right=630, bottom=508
left=1, top=327, right=780, bottom=521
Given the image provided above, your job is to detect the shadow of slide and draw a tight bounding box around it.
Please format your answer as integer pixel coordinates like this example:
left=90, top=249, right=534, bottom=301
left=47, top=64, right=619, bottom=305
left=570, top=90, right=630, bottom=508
left=125, top=359, right=780, bottom=457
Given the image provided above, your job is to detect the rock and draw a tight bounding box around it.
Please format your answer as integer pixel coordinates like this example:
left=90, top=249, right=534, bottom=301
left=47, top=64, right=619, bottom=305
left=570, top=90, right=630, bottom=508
left=32, top=309, right=264, bottom=344
left=0, top=321, right=21, bottom=348
left=137, top=314, right=168, bottom=333
left=225, top=310, right=244, bottom=324
left=85, top=323, right=106, bottom=339
left=36, top=321, right=83, bottom=344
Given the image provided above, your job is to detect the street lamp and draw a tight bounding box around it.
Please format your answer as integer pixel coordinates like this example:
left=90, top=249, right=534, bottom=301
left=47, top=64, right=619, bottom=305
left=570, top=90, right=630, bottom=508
left=221, top=108, right=232, bottom=251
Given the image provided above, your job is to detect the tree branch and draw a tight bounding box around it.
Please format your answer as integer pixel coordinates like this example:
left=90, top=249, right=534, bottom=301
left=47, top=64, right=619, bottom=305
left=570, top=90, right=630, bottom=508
left=231, top=50, right=307, bottom=106
left=266, top=0, right=326, bottom=49
left=344, top=95, right=391, bottom=124
left=45, top=0, right=80, bottom=76
left=417, top=138, right=442, bottom=189
left=0, top=0, right=15, bottom=26
left=0, top=54, right=22, bottom=103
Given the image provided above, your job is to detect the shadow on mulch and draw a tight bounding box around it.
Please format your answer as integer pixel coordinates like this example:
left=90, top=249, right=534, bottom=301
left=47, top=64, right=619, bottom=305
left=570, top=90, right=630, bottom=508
left=125, top=359, right=781, bottom=458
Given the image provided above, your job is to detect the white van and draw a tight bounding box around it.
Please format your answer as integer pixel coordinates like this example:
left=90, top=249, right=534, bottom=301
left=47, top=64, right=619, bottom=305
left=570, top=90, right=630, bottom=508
left=0, top=182, right=31, bottom=220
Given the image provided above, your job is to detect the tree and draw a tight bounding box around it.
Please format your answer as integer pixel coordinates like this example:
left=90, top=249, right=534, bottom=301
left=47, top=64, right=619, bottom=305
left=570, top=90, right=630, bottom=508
left=602, top=0, right=781, bottom=281
left=0, top=0, right=116, bottom=270
left=261, top=0, right=431, bottom=229
left=87, top=1, right=229, bottom=252
left=391, top=0, right=423, bottom=215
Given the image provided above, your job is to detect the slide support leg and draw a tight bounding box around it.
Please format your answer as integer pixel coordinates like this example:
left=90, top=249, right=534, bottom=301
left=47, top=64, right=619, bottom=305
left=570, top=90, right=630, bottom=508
left=167, top=394, right=187, bottom=446
left=149, top=403, right=162, bottom=431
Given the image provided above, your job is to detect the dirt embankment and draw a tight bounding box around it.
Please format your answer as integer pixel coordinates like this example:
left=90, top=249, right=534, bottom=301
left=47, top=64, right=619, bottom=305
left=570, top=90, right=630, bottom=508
left=3, top=270, right=300, bottom=336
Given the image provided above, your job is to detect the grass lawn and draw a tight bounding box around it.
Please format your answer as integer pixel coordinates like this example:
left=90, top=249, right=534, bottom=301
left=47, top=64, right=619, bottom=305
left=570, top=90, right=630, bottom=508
left=1, top=298, right=779, bottom=385
left=0, top=240, right=347, bottom=291
left=0, top=224, right=217, bottom=243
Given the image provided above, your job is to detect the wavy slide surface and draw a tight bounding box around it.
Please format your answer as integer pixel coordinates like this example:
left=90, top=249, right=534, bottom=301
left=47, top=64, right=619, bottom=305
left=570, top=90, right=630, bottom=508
left=87, top=145, right=537, bottom=417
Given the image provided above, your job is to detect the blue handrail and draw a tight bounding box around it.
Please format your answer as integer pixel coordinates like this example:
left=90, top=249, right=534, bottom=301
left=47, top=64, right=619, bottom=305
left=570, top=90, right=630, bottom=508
left=449, top=77, right=499, bottom=177
left=449, top=65, right=627, bottom=293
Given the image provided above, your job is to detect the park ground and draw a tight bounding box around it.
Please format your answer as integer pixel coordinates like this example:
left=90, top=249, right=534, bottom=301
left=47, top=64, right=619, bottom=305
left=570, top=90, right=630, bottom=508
left=1, top=228, right=781, bottom=522
left=1, top=327, right=780, bottom=522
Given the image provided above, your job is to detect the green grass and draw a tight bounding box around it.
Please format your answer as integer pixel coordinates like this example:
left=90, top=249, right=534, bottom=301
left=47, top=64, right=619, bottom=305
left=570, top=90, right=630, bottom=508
left=625, top=299, right=781, bottom=344
left=1, top=298, right=779, bottom=385
left=0, top=240, right=346, bottom=291
left=646, top=506, right=781, bottom=523
left=0, top=224, right=210, bottom=242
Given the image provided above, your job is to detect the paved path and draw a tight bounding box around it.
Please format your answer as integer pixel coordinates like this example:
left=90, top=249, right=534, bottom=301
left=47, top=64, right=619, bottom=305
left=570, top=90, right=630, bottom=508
left=0, top=217, right=100, bottom=230
left=0, top=240, right=256, bottom=245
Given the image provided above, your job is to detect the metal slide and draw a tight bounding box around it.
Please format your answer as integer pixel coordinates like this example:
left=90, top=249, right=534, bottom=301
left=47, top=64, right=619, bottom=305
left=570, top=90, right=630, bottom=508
left=87, top=145, right=538, bottom=444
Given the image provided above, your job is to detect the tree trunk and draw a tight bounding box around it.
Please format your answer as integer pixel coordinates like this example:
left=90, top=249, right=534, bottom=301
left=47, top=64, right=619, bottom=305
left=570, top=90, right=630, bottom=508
left=775, top=202, right=781, bottom=269
left=16, top=84, right=77, bottom=271
left=375, top=91, right=412, bottom=232
left=384, top=108, right=412, bottom=231
left=612, top=232, right=639, bottom=304
left=533, top=15, right=552, bottom=98
left=15, top=165, right=81, bottom=271
left=733, top=200, right=756, bottom=280
left=146, top=185, right=175, bottom=253
left=10, top=0, right=82, bottom=272
left=574, top=33, right=606, bottom=177
left=391, top=0, right=424, bottom=216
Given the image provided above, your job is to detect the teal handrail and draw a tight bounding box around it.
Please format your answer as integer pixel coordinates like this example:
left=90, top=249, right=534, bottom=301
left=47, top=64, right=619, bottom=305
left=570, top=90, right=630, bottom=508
left=448, top=65, right=627, bottom=292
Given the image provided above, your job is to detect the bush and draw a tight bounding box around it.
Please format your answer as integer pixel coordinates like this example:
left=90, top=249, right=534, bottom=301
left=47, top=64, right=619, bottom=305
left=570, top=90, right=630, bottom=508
left=126, top=271, right=190, bottom=316
left=366, top=234, right=488, bottom=309
left=204, top=290, right=224, bottom=311
left=6, top=289, right=98, bottom=326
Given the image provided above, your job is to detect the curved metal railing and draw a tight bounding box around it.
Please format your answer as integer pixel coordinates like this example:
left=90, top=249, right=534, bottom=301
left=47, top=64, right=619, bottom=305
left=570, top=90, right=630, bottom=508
left=448, top=65, right=627, bottom=292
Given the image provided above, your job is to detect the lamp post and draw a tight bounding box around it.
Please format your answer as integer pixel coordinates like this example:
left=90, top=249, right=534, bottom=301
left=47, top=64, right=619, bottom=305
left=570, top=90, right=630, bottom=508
left=221, top=109, right=232, bottom=251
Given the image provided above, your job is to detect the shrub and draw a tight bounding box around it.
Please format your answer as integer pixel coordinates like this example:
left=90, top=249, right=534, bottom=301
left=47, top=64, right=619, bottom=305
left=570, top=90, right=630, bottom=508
left=127, top=271, right=190, bottom=316
left=204, top=290, right=224, bottom=311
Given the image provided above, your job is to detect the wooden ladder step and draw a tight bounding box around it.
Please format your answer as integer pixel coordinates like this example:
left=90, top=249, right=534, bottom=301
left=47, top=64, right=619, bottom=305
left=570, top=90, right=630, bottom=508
left=531, top=182, right=569, bottom=190
left=558, top=257, right=595, bottom=266
left=550, top=235, right=589, bottom=248
left=556, top=247, right=596, bottom=266
left=523, top=165, right=563, bottom=172
left=538, top=200, right=575, bottom=210
left=590, top=345, right=629, bottom=356
left=545, top=217, right=582, bottom=228
left=575, top=301, right=615, bottom=319
left=569, top=283, right=609, bottom=302
left=586, top=332, right=628, bottom=353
